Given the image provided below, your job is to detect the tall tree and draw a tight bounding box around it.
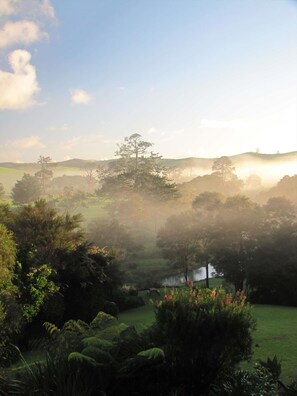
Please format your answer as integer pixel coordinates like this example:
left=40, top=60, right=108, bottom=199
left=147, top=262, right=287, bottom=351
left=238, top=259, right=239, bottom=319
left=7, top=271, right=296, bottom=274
left=157, top=212, right=199, bottom=282
left=97, top=133, right=178, bottom=200
left=211, top=195, right=260, bottom=291
left=212, top=156, right=236, bottom=181
left=35, top=156, right=53, bottom=195
left=192, top=192, right=224, bottom=287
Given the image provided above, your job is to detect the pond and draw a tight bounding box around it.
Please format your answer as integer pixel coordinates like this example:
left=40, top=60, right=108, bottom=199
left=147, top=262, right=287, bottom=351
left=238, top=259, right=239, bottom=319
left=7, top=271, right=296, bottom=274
left=162, top=265, right=216, bottom=286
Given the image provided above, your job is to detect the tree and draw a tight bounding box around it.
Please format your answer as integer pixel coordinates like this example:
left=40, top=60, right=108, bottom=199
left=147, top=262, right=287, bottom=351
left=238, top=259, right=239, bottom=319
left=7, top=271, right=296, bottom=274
left=57, top=187, right=87, bottom=214
left=157, top=212, right=199, bottom=282
left=97, top=133, right=178, bottom=201
left=212, top=156, right=236, bottom=181
left=192, top=192, right=224, bottom=287
left=211, top=156, right=243, bottom=192
left=57, top=244, right=122, bottom=322
left=11, top=173, right=41, bottom=204
left=211, top=195, right=261, bottom=291
left=88, top=217, right=139, bottom=254
left=247, top=197, right=297, bottom=305
left=35, top=156, right=53, bottom=195
left=84, top=167, right=97, bottom=192
left=11, top=199, right=84, bottom=269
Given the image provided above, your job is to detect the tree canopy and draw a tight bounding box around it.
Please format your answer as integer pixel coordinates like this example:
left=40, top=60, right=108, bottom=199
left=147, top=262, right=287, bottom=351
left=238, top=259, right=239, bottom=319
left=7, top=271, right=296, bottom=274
left=11, top=174, right=41, bottom=205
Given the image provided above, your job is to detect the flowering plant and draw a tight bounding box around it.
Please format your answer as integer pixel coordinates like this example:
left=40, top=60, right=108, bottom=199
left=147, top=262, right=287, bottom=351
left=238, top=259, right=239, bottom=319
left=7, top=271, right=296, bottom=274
left=152, top=286, right=255, bottom=394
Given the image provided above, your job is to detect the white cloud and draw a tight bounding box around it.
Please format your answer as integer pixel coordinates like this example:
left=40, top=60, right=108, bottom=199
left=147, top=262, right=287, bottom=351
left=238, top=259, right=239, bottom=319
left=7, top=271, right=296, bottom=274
left=70, top=89, right=92, bottom=104
left=200, top=119, right=247, bottom=129
left=0, top=0, right=56, bottom=20
left=10, top=135, right=45, bottom=149
left=40, top=0, right=56, bottom=19
left=0, top=20, right=47, bottom=49
left=0, top=49, right=40, bottom=109
left=0, top=0, right=15, bottom=16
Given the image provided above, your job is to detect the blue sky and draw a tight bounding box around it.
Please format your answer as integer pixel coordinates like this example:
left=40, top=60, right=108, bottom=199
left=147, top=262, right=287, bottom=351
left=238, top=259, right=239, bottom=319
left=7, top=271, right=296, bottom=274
left=0, top=0, right=296, bottom=162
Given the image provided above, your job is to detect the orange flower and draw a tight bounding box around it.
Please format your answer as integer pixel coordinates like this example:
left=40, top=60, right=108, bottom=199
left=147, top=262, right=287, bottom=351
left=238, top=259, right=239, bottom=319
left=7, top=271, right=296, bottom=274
left=168, top=294, right=173, bottom=300
left=225, top=297, right=231, bottom=305
left=211, top=290, right=216, bottom=298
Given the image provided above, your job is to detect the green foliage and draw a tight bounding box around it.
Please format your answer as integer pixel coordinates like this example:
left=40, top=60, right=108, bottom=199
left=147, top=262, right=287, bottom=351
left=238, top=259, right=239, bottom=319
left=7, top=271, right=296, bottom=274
left=12, top=199, right=84, bottom=268
left=81, top=336, right=113, bottom=349
left=81, top=346, right=113, bottom=365
left=68, top=351, right=96, bottom=367
left=137, top=347, right=165, bottom=361
left=14, top=353, right=99, bottom=395
left=151, top=287, right=255, bottom=394
left=43, top=321, right=59, bottom=336
left=212, top=364, right=278, bottom=396
left=11, top=173, right=41, bottom=204
left=112, top=286, right=145, bottom=312
left=22, top=264, right=59, bottom=322
left=0, top=224, right=16, bottom=290
left=259, top=355, right=282, bottom=382
left=90, top=311, right=118, bottom=331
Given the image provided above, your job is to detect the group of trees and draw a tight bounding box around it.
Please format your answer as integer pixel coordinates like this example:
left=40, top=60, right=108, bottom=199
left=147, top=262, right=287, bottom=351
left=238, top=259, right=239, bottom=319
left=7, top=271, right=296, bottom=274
left=0, top=199, right=124, bottom=365
left=158, top=192, right=297, bottom=305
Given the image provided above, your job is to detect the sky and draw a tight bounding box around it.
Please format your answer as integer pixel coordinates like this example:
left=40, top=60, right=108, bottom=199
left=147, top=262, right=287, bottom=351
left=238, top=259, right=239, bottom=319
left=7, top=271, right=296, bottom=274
left=0, top=0, right=296, bottom=163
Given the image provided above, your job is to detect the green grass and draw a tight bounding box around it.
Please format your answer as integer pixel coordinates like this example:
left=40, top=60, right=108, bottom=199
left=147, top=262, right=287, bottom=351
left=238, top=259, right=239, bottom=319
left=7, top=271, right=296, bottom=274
left=79, top=201, right=107, bottom=224
left=251, top=304, right=297, bottom=383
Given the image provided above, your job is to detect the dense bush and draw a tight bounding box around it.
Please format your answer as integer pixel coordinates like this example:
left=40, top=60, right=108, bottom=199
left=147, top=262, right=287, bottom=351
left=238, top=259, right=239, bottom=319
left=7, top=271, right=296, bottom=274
left=149, top=287, right=255, bottom=395
left=112, top=285, right=144, bottom=312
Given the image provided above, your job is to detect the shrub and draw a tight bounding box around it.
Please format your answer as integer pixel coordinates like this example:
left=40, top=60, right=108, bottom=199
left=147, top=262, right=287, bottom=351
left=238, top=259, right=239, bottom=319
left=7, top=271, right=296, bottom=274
left=112, top=287, right=144, bottom=311
left=211, top=364, right=278, bottom=395
left=151, top=287, right=255, bottom=395
left=102, top=301, right=119, bottom=318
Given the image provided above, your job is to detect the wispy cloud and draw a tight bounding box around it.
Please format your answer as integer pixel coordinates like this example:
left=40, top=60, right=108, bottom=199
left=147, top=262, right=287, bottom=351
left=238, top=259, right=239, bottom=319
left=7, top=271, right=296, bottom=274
left=70, top=89, right=92, bottom=104
left=40, top=0, right=56, bottom=19
left=200, top=119, right=247, bottom=129
left=10, top=135, right=45, bottom=149
left=0, top=50, right=40, bottom=109
left=0, top=20, right=47, bottom=49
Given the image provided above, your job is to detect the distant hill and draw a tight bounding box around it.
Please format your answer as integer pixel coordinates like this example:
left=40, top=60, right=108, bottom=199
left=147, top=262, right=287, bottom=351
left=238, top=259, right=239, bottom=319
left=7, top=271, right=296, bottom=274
left=0, top=151, right=296, bottom=193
